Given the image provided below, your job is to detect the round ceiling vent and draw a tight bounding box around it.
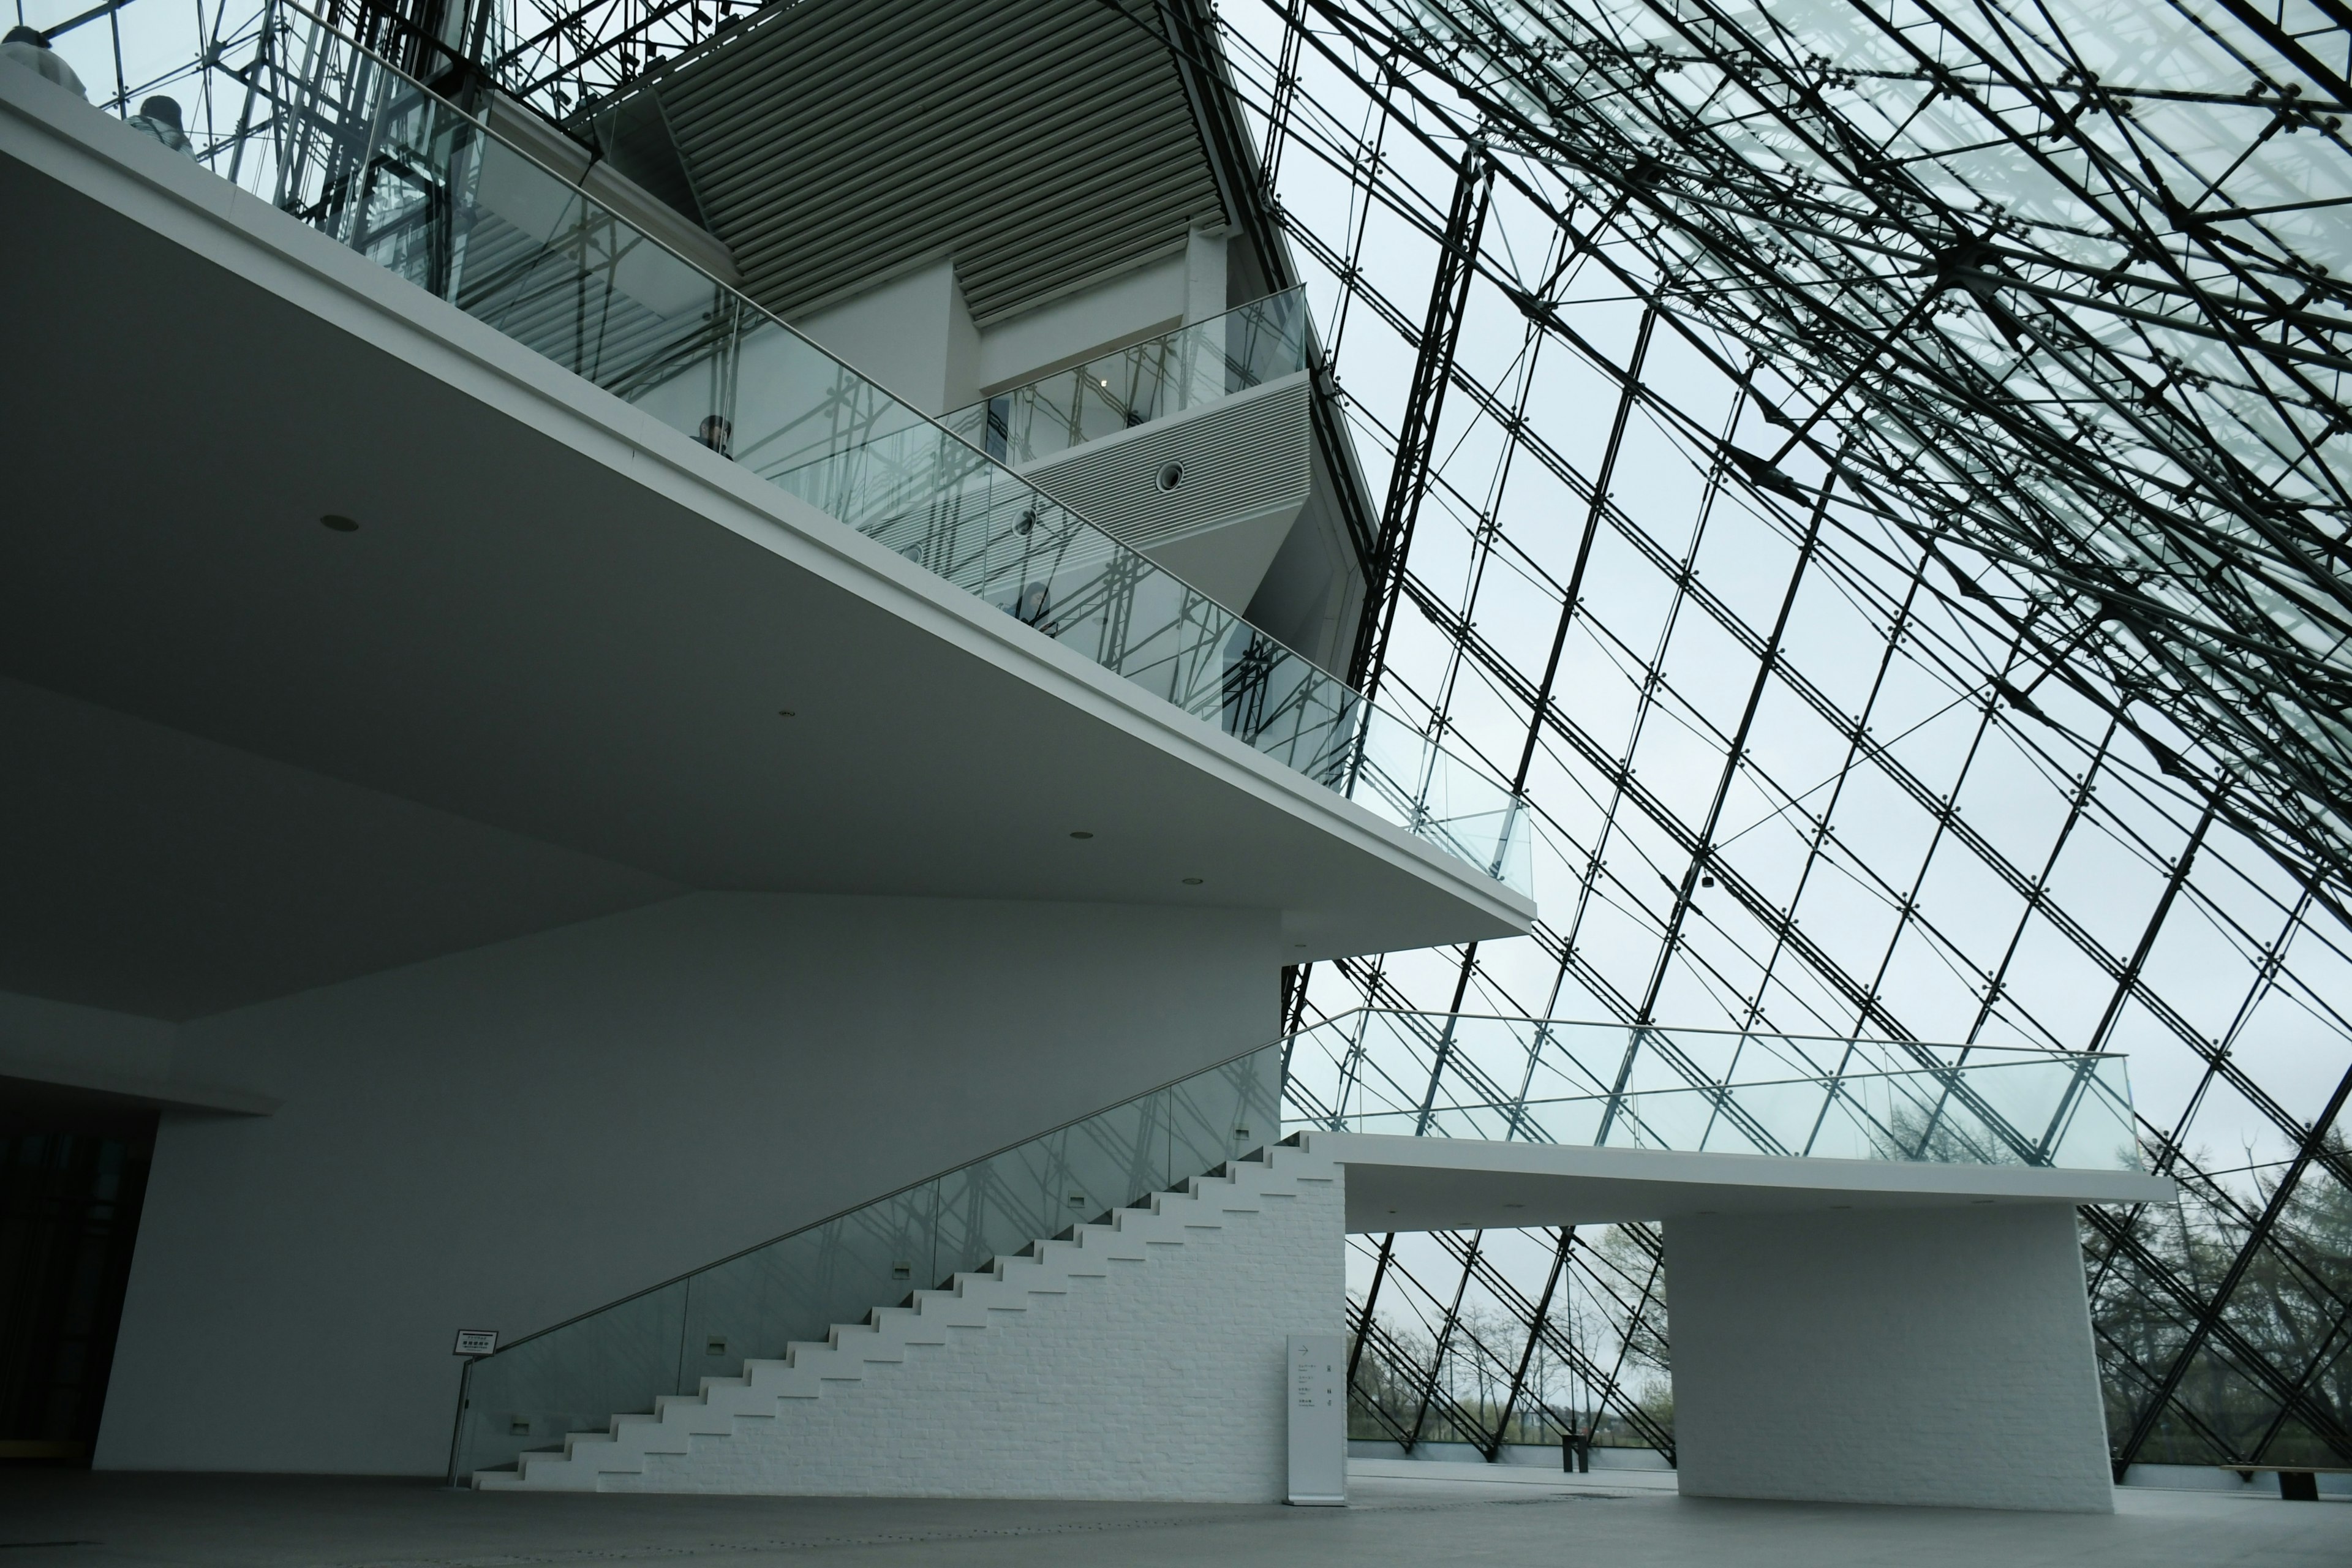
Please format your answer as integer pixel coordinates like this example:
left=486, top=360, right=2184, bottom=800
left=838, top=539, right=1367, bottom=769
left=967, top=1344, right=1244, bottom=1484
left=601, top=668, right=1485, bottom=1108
left=1156, top=460, right=1186, bottom=492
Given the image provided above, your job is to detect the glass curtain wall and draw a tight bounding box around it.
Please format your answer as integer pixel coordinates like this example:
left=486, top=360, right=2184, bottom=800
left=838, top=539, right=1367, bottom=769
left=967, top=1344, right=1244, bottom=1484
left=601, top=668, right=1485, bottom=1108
left=22, top=0, right=2349, bottom=1476
left=1206, top=0, right=2352, bottom=1472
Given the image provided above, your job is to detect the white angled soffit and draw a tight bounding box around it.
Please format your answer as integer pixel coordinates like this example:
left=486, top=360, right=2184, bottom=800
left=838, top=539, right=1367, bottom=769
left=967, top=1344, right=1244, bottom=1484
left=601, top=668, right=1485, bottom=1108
left=0, top=70, right=1534, bottom=954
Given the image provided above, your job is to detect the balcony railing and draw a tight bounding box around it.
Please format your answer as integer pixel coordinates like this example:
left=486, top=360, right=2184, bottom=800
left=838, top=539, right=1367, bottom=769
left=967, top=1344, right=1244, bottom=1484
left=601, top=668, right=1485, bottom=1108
left=941, top=287, right=1311, bottom=467
left=442, top=1005, right=2134, bottom=1479
left=48, top=0, right=1531, bottom=897
left=448, top=1041, right=1284, bottom=1480
left=1282, top=1010, right=2142, bottom=1171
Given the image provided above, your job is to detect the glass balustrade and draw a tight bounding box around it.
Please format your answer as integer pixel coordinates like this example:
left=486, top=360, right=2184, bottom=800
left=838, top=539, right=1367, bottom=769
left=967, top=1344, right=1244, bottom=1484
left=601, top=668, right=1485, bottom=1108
left=444, top=999, right=2127, bottom=1476
left=941, top=287, right=1312, bottom=467
left=80, top=0, right=1531, bottom=897
left=1281, top=1010, right=2142, bottom=1172
left=450, top=1043, right=1282, bottom=1479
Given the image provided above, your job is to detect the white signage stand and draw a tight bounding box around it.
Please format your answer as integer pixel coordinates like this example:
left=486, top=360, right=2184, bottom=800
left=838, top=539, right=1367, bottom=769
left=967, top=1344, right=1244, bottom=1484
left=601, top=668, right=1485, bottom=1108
left=1286, top=1333, right=1346, bottom=1505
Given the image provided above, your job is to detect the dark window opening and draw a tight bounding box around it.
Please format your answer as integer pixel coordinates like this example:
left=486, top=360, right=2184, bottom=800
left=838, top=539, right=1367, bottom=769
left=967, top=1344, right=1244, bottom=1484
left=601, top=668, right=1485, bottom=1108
left=1, top=1091, right=156, bottom=1467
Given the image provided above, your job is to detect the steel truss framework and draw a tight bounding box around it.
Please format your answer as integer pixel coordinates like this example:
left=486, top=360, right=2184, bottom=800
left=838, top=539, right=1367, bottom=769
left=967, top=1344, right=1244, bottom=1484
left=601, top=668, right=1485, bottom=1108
left=32, top=0, right=2347, bottom=1473
left=1216, top=0, right=2352, bottom=1471
left=421, top=0, right=2349, bottom=1470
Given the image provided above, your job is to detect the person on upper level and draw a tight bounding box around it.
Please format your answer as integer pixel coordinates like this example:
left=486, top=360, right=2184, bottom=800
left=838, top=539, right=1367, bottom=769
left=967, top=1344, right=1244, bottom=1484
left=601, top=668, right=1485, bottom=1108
left=127, top=95, right=197, bottom=157
left=1, top=25, right=87, bottom=98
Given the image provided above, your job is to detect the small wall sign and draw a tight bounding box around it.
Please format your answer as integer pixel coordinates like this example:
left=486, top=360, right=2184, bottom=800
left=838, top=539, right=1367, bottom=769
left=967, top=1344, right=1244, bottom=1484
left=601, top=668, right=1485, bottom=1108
left=453, top=1329, right=498, bottom=1357
left=1286, top=1333, right=1346, bottom=1505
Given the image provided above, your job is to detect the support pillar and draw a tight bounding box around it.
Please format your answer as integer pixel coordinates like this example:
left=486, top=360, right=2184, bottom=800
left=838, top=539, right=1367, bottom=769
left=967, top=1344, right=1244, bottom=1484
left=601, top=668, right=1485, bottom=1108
left=1663, top=1204, right=2113, bottom=1512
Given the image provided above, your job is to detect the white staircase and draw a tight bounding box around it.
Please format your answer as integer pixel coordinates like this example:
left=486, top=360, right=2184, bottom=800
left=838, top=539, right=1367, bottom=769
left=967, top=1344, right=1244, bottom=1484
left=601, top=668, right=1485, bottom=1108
left=472, top=1139, right=1342, bottom=1501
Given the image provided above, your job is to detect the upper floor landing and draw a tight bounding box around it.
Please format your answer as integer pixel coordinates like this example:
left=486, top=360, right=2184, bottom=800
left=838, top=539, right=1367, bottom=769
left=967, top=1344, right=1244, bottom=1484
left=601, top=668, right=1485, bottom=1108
left=0, top=9, right=1534, bottom=1019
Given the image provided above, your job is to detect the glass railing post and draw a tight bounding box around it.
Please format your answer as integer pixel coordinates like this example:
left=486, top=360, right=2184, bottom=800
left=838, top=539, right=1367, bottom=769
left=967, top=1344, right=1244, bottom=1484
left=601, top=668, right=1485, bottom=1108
left=714, top=290, right=742, bottom=456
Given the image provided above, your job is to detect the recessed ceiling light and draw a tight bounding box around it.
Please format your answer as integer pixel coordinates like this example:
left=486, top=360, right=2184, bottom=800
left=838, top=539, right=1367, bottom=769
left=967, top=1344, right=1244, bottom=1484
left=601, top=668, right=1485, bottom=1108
left=1182, top=876, right=1205, bottom=885
left=1069, top=831, right=1094, bottom=840
left=319, top=514, right=359, bottom=532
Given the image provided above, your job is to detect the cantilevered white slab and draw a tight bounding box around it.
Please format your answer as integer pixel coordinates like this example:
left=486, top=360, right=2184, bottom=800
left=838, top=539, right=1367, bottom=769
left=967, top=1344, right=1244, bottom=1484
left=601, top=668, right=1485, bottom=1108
left=1299, top=1130, right=2175, bottom=1232
left=1302, top=1131, right=2171, bottom=1514
left=0, top=72, right=1531, bottom=1017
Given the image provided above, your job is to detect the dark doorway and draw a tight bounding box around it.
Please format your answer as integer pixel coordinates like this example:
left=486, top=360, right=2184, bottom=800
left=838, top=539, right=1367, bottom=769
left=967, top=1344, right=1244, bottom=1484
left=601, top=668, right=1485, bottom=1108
left=0, top=1086, right=156, bottom=1467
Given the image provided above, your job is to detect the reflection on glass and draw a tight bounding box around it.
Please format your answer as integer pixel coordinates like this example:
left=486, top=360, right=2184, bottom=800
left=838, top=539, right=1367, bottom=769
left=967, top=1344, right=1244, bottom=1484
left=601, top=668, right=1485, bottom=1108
left=450, top=1042, right=1281, bottom=1479
left=118, top=0, right=1532, bottom=896
left=1381, top=0, right=2352, bottom=852
left=1283, top=1010, right=2141, bottom=1172
left=940, top=288, right=1312, bottom=467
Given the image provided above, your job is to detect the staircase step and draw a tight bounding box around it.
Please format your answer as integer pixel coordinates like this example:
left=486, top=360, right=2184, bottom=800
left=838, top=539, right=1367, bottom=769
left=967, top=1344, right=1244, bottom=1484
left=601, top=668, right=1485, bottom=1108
left=470, top=1141, right=1333, bottom=1493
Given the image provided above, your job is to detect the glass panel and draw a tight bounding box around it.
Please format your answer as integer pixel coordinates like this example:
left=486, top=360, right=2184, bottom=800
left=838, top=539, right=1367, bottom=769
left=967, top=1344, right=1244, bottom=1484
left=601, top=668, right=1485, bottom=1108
left=114, top=1, right=1532, bottom=896
left=1169, top=1048, right=1284, bottom=1181
left=1044, top=1094, right=1170, bottom=1229
left=1284, top=1010, right=2143, bottom=1172
left=448, top=1042, right=1280, bottom=1479
left=454, top=1278, right=686, bottom=1478
left=933, top=1139, right=1055, bottom=1281
left=676, top=1182, right=940, bottom=1393
left=941, top=287, right=1313, bottom=468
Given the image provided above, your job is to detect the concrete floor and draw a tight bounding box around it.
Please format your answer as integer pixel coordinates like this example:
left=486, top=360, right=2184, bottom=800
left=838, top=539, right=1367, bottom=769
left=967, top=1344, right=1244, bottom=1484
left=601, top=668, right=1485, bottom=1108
left=0, top=1463, right=2343, bottom=1567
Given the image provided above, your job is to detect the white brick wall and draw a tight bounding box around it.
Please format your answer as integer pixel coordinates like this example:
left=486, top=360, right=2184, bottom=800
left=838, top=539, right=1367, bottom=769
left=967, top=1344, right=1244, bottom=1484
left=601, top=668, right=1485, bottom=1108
left=492, top=1146, right=1344, bottom=1503
left=1665, top=1203, right=2114, bottom=1512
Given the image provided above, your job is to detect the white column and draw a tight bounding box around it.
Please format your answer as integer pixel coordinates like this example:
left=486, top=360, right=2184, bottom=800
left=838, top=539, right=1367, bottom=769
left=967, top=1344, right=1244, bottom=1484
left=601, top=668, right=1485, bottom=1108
left=1663, top=1203, right=2114, bottom=1512
left=1185, top=227, right=1229, bottom=324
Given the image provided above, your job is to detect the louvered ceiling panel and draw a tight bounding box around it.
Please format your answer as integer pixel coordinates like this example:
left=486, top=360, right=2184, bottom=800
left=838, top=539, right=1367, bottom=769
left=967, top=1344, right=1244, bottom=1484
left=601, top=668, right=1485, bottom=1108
left=643, top=0, right=1226, bottom=324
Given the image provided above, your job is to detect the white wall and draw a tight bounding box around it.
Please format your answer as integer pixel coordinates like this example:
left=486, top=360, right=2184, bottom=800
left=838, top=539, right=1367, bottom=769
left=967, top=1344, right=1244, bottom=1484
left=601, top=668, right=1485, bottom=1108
left=799, top=253, right=1210, bottom=415
left=608, top=1145, right=1344, bottom=1502
left=974, top=255, right=1186, bottom=394
left=793, top=258, right=981, bottom=415
left=96, top=891, right=1278, bottom=1476
left=1184, top=228, right=1229, bottom=325
left=687, top=232, right=1232, bottom=423
left=1665, top=1204, right=2114, bottom=1512
left=781, top=236, right=1231, bottom=428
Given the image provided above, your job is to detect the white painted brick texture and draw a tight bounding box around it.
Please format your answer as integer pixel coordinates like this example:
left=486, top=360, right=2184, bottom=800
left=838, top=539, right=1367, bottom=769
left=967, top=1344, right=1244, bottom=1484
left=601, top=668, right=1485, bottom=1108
left=1665, top=1203, right=2114, bottom=1513
left=484, top=1146, right=1344, bottom=1502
